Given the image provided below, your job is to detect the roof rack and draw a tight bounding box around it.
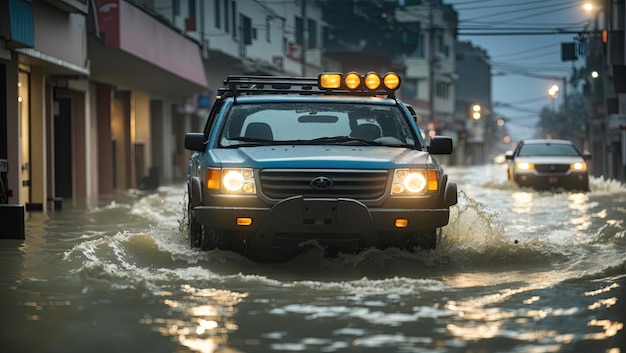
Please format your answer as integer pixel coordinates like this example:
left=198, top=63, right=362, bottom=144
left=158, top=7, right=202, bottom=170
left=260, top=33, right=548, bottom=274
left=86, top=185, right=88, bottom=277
left=218, top=75, right=397, bottom=99
left=219, top=75, right=322, bottom=97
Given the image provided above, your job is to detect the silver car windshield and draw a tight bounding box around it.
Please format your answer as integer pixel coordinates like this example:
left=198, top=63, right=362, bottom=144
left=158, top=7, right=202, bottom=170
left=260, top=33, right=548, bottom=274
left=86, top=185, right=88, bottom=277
left=518, top=143, right=580, bottom=157
left=219, top=102, right=419, bottom=148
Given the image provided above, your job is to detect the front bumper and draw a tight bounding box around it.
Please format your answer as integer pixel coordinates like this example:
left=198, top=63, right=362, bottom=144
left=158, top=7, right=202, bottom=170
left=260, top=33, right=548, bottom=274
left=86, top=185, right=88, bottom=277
left=193, top=195, right=451, bottom=248
left=514, top=171, right=588, bottom=190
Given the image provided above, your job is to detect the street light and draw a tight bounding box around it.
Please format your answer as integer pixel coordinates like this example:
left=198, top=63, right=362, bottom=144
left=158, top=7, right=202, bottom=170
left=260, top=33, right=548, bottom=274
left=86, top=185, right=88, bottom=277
left=471, top=104, right=482, bottom=120
left=548, top=84, right=559, bottom=99
left=582, top=1, right=602, bottom=31
left=582, top=2, right=596, bottom=12
left=548, top=84, right=559, bottom=112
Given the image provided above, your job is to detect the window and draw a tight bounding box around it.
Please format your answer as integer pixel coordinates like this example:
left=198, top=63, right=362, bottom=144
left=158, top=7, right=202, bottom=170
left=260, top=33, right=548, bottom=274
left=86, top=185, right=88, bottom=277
left=173, top=0, right=179, bottom=16
left=224, top=0, right=229, bottom=33
left=519, top=143, right=580, bottom=157
left=266, top=16, right=271, bottom=42
left=435, top=81, right=450, bottom=99
left=219, top=103, right=417, bottom=147
left=307, top=18, right=316, bottom=49
left=231, top=1, right=237, bottom=39
left=295, top=16, right=303, bottom=46
left=189, top=0, right=196, bottom=19
left=214, top=0, right=221, bottom=29
left=409, top=33, right=424, bottom=58
left=437, top=34, right=449, bottom=57
left=242, top=15, right=252, bottom=45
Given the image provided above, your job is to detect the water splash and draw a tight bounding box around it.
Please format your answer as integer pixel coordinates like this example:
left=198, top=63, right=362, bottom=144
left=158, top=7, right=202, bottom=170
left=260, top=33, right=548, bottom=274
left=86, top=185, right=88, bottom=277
left=61, top=179, right=626, bottom=291
left=589, top=175, right=626, bottom=194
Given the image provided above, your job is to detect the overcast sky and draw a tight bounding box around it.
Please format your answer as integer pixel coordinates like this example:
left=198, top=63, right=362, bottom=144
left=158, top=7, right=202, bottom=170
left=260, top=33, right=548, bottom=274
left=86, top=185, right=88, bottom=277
left=445, top=0, right=593, bottom=142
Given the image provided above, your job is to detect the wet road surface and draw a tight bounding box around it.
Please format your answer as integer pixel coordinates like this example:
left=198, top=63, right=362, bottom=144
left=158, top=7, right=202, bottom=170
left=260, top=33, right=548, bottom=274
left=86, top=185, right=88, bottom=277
left=1, top=164, right=625, bottom=352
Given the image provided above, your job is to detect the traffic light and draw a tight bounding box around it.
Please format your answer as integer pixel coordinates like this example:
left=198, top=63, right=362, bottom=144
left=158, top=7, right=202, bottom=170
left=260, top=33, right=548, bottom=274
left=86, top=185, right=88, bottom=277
left=470, top=104, right=482, bottom=120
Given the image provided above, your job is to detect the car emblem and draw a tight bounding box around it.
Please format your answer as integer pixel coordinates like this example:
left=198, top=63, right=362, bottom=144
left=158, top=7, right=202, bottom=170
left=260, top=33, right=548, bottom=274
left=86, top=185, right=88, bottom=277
left=310, top=176, right=334, bottom=190
left=550, top=165, right=556, bottom=171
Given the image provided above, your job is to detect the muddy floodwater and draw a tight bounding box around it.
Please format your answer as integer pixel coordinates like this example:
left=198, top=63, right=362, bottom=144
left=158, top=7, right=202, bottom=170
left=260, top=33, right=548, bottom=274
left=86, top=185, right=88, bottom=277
left=1, top=164, right=625, bottom=352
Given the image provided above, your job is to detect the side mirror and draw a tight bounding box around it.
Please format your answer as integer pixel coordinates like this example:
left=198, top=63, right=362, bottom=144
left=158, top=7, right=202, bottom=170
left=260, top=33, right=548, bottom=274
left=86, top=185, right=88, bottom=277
left=505, top=150, right=514, bottom=160
left=184, top=133, right=206, bottom=152
left=427, top=136, right=453, bottom=154
left=583, top=151, right=592, bottom=160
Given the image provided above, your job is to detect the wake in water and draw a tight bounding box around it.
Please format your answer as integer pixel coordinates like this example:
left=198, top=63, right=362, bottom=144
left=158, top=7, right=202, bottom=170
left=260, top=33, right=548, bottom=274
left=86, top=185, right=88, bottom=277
left=61, top=184, right=626, bottom=286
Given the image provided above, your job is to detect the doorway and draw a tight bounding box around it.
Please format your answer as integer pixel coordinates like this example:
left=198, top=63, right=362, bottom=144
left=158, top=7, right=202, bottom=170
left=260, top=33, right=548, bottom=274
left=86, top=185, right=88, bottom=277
left=18, top=71, right=30, bottom=205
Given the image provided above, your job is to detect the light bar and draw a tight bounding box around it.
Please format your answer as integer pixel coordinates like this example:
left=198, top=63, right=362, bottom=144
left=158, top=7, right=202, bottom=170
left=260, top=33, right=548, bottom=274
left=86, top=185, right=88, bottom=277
left=318, top=71, right=402, bottom=92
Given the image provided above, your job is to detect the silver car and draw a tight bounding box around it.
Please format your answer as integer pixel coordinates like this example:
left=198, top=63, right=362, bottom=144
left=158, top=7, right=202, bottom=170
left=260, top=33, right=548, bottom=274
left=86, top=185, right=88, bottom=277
left=506, top=139, right=591, bottom=191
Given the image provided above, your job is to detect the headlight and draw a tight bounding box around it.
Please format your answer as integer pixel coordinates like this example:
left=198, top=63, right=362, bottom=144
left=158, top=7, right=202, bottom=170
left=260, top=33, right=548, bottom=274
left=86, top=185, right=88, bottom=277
left=515, top=162, right=534, bottom=170
left=570, top=162, right=587, bottom=171
left=391, top=169, right=438, bottom=195
left=205, top=168, right=256, bottom=194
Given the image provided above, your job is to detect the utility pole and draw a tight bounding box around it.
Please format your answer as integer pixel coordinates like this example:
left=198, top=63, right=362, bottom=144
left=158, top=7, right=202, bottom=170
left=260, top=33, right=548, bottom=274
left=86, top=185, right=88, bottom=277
left=428, top=1, right=435, bottom=128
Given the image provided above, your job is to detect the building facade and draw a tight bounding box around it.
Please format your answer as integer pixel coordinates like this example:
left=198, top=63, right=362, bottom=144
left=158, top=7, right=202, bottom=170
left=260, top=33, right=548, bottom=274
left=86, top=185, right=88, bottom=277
left=1, top=0, right=208, bottom=213
left=1, top=0, right=480, bottom=224
left=455, top=41, right=493, bottom=165
left=394, top=0, right=458, bottom=164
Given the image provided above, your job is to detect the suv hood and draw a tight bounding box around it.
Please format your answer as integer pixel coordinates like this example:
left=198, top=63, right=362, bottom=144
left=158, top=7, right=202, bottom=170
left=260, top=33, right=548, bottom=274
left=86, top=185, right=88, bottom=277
left=212, top=145, right=432, bottom=169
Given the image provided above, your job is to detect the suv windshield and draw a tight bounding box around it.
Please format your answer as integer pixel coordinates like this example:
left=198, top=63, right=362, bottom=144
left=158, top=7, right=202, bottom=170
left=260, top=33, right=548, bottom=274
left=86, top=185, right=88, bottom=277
left=219, top=102, right=419, bottom=148
left=518, top=143, right=580, bottom=157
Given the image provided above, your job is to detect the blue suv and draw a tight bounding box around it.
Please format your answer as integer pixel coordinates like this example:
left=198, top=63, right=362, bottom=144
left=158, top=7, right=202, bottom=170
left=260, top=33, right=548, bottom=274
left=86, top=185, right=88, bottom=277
left=184, top=72, right=457, bottom=262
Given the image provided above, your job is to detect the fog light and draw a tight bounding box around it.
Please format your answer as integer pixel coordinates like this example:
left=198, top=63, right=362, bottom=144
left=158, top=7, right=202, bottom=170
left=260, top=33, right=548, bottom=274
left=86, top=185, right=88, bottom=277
left=395, top=219, right=408, bottom=228
left=237, top=217, right=253, bottom=226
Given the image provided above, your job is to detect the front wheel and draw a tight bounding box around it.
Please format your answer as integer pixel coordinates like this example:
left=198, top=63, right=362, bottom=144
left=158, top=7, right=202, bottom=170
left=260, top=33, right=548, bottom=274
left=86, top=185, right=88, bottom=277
left=201, top=227, right=232, bottom=251
left=407, top=229, right=438, bottom=251
left=188, top=204, right=203, bottom=248
left=417, top=229, right=438, bottom=250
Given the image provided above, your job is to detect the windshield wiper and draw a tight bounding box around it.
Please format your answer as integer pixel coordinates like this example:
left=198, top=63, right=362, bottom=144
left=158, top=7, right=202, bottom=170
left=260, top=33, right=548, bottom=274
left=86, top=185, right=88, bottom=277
left=307, top=136, right=382, bottom=145
left=229, top=136, right=274, bottom=143
left=221, top=136, right=277, bottom=148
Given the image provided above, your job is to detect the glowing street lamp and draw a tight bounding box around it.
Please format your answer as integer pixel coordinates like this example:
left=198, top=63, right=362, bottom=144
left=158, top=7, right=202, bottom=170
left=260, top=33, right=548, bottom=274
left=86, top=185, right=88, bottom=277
left=548, top=84, right=559, bottom=98
left=470, top=104, right=482, bottom=120
left=548, top=84, right=560, bottom=111
left=582, top=2, right=595, bottom=12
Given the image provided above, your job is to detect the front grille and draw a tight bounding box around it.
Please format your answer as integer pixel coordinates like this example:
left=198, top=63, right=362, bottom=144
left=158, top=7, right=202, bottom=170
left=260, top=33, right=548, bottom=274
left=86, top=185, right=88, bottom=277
left=535, top=164, right=569, bottom=173
left=259, top=169, right=388, bottom=199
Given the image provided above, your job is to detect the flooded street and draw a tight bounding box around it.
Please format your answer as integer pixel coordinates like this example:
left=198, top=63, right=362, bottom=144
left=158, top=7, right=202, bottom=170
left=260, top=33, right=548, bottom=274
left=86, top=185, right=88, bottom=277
left=1, top=164, right=625, bottom=353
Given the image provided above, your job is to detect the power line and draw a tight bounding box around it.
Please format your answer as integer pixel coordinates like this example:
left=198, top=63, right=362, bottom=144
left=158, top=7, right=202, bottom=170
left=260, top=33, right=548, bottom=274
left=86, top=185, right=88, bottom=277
left=451, top=0, right=568, bottom=11
left=490, top=42, right=564, bottom=58
left=458, top=29, right=584, bottom=36
left=459, top=1, right=579, bottom=22
left=461, top=19, right=589, bottom=28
